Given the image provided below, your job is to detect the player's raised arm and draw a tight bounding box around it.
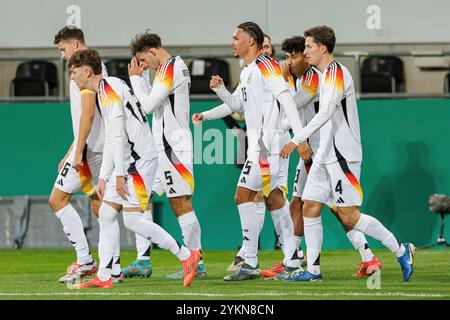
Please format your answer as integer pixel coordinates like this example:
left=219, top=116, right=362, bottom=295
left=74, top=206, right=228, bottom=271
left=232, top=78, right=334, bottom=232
left=129, top=57, right=169, bottom=114
left=210, top=76, right=244, bottom=113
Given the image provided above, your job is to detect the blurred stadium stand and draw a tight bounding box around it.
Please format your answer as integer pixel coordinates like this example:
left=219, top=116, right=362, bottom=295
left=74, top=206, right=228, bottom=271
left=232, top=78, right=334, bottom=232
left=104, top=59, right=131, bottom=88
left=360, top=56, right=405, bottom=93
left=10, top=61, right=58, bottom=97
left=188, top=58, right=230, bottom=94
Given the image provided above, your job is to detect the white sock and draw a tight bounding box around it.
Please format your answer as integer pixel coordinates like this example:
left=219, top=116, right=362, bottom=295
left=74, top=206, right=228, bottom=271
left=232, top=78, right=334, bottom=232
left=294, top=236, right=304, bottom=258
left=123, top=212, right=187, bottom=260
left=178, top=211, right=202, bottom=250
left=55, top=204, right=92, bottom=265
left=304, top=216, right=323, bottom=275
left=97, top=203, right=120, bottom=281
left=135, top=210, right=153, bottom=260
left=270, top=202, right=299, bottom=269
left=354, top=213, right=405, bottom=257
left=112, top=256, right=121, bottom=276
left=347, top=229, right=374, bottom=262
left=175, top=246, right=191, bottom=261
left=256, top=202, right=266, bottom=234
left=237, top=246, right=245, bottom=259
left=237, top=202, right=259, bottom=268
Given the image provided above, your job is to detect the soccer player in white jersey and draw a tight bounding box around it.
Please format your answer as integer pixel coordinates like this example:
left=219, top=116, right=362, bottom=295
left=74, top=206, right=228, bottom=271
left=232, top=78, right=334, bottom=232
left=223, top=33, right=276, bottom=273
left=127, top=32, right=207, bottom=279
left=67, top=49, right=201, bottom=288
left=50, top=26, right=107, bottom=283
left=195, top=22, right=304, bottom=281
left=262, top=35, right=382, bottom=278
left=281, top=26, right=415, bottom=282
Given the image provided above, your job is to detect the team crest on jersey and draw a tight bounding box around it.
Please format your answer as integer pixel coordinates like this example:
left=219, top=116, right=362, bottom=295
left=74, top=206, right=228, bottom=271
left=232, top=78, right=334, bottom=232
left=182, top=69, right=190, bottom=77
left=247, top=73, right=253, bottom=84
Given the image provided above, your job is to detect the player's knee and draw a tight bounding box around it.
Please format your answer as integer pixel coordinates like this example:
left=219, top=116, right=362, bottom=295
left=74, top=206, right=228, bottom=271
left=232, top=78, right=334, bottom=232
left=265, top=192, right=284, bottom=211
left=170, top=196, right=193, bottom=215
left=48, top=194, right=68, bottom=213
left=234, top=191, right=250, bottom=205
left=303, top=201, right=321, bottom=218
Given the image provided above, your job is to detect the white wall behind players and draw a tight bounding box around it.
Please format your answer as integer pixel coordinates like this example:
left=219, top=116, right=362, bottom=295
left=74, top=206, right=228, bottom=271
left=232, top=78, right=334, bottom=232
left=0, top=0, right=449, bottom=48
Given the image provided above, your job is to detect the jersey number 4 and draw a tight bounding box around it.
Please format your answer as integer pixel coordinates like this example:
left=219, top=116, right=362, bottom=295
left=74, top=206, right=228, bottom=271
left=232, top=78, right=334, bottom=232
left=335, top=180, right=343, bottom=194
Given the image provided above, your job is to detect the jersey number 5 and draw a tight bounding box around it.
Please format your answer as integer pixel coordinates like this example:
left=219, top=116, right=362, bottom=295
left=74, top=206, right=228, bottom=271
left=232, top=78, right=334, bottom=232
left=164, top=171, right=174, bottom=186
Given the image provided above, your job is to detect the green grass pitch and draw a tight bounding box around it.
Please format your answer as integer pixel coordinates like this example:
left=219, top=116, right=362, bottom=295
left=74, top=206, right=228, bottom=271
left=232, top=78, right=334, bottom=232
left=0, top=248, right=449, bottom=300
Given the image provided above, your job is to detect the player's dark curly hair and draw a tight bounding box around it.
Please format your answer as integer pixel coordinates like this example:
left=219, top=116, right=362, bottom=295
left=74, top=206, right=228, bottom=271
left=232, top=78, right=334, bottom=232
left=130, top=31, right=162, bottom=55
left=237, top=22, right=264, bottom=50
left=54, top=25, right=85, bottom=45
left=304, top=25, right=336, bottom=54
left=281, top=36, right=306, bottom=54
left=68, top=49, right=102, bottom=75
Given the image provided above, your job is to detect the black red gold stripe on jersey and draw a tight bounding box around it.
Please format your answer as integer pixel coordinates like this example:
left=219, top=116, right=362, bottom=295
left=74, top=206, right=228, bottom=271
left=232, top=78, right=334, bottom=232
left=79, top=146, right=94, bottom=196
left=155, top=57, right=176, bottom=92
left=98, top=79, right=121, bottom=107
left=258, top=137, right=272, bottom=197
left=162, top=134, right=195, bottom=193
left=256, top=54, right=283, bottom=80
left=161, top=87, right=194, bottom=192
left=324, top=61, right=344, bottom=97
left=259, top=151, right=271, bottom=198
left=128, top=163, right=149, bottom=211
left=301, top=67, right=320, bottom=97
left=334, top=143, right=363, bottom=201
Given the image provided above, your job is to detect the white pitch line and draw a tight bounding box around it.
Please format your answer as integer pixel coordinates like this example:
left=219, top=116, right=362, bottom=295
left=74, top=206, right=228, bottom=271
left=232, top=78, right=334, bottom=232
left=0, top=291, right=448, bottom=298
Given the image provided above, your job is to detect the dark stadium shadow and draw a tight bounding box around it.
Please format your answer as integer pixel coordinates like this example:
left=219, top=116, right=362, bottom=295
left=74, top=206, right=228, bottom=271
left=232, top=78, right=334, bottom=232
left=364, top=141, right=438, bottom=247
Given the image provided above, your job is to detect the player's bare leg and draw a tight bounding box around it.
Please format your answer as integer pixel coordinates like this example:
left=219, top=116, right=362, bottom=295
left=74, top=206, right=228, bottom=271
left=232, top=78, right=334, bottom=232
left=49, top=188, right=96, bottom=283
left=289, top=196, right=306, bottom=266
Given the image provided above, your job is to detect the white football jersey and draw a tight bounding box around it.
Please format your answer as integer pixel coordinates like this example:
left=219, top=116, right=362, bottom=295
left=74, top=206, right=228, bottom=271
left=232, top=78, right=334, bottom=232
left=236, top=54, right=290, bottom=155
left=296, top=66, right=321, bottom=152
left=144, top=56, right=192, bottom=153
left=97, top=77, right=157, bottom=178
left=316, top=61, right=362, bottom=164
left=70, top=62, right=108, bottom=152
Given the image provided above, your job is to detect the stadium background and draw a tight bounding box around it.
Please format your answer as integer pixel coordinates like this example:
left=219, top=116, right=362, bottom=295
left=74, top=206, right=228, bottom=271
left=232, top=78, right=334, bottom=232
left=0, top=0, right=449, bottom=251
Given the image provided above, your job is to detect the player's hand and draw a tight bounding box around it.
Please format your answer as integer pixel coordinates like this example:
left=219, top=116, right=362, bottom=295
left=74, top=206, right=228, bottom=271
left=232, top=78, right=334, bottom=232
left=280, top=141, right=298, bottom=158
left=96, top=178, right=106, bottom=200
left=128, top=57, right=144, bottom=77
left=210, top=75, right=224, bottom=91
left=297, top=141, right=313, bottom=161
left=192, top=113, right=204, bottom=126
left=281, top=62, right=291, bottom=82
left=71, top=152, right=83, bottom=172
left=116, top=176, right=129, bottom=201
